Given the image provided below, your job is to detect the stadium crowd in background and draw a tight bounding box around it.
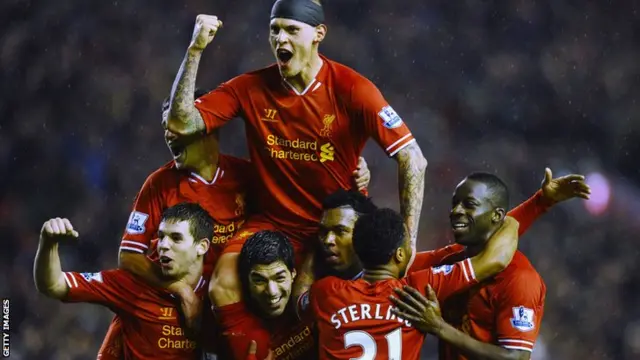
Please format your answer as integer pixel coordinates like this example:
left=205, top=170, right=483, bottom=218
left=2, top=0, right=639, bottom=359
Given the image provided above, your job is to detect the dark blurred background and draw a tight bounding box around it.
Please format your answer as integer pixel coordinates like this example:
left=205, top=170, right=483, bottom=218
left=2, top=0, right=639, bottom=359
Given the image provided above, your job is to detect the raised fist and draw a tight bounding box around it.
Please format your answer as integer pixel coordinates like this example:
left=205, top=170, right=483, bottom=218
left=40, top=217, right=79, bottom=242
left=189, top=15, right=223, bottom=51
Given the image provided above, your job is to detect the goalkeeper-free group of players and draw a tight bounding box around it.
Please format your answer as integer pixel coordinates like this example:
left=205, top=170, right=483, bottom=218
left=33, top=0, right=593, bottom=359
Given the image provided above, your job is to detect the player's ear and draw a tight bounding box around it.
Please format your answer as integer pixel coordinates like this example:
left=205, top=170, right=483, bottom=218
left=196, top=238, right=210, bottom=256
left=394, top=246, right=405, bottom=264
left=314, top=24, right=327, bottom=43
left=291, top=269, right=297, bottom=280
left=492, top=208, right=506, bottom=223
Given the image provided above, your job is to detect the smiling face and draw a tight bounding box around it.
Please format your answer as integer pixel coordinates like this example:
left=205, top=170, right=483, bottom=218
left=269, top=18, right=325, bottom=79
left=246, top=261, right=296, bottom=318
left=450, top=179, right=503, bottom=246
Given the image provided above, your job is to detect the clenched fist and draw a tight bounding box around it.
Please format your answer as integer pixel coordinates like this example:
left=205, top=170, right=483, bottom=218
left=189, top=15, right=223, bottom=51
left=40, top=218, right=79, bottom=242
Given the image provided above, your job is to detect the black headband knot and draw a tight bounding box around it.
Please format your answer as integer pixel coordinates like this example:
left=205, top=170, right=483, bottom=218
left=270, top=0, right=325, bottom=27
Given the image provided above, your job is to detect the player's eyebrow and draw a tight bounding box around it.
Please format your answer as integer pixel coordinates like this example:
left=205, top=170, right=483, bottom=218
left=274, top=270, right=288, bottom=278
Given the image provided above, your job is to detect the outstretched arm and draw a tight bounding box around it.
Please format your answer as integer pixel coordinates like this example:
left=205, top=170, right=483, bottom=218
left=394, top=142, right=428, bottom=244
left=167, top=15, right=222, bottom=136
left=34, top=218, right=79, bottom=299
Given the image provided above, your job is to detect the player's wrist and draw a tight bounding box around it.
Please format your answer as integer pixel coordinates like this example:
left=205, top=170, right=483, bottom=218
left=432, top=318, right=451, bottom=338
left=187, top=45, right=205, bottom=55
left=39, top=235, right=59, bottom=247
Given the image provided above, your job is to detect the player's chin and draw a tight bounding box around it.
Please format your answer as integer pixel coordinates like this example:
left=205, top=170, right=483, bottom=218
left=263, top=304, right=287, bottom=318
left=160, top=268, right=175, bottom=277
left=278, top=63, right=298, bottom=79
left=452, top=232, right=475, bottom=246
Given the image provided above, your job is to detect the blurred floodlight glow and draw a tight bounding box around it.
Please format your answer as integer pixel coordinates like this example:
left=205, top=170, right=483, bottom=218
left=584, top=172, right=611, bottom=215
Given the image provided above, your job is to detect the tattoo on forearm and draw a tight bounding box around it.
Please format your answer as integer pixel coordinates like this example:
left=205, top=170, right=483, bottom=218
left=396, top=142, right=427, bottom=243
left=168, top=50, right=205, bottom=135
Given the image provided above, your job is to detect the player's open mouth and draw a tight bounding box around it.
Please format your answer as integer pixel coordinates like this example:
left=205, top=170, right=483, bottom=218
left=159, top=256, right=173, bottom=267
left=168, top=144, right=185, bottom=159
left=276, top=49, right=293, bottom=65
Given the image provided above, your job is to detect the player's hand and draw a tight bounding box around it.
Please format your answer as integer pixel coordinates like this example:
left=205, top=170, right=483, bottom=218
left=389, top=285, right=444, bottom=335
left=246, top=340, right=274, bottom=360
left=541, top=167, right=591, bottom=203
left=352, top=156, right=371, bottom=191
left=40, top=218, right=79, bottom=243
left=176, top=288, right=202, bottom=339
left=502, top=215, right=519, bottom=229
left=189, top=15, right=223, bottom=52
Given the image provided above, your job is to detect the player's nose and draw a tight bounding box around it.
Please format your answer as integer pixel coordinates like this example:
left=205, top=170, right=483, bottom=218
left=322, top=234, right=336, bottom=247
left=157, top=236, right=171, bottom=250
left=266, top=281, right=279, bottom=296
left=450, top=203, right=465, bottom=216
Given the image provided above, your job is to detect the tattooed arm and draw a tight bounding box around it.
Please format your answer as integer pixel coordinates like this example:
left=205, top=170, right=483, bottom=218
left=394, top=142, right=427, bottom=243
left=166, top=15, right=222, bottom=136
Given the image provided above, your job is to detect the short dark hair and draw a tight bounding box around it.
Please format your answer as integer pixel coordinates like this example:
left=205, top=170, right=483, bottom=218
left=238, top=230, right=295, bottom=288
left=162, top=88, right=211, bottom=112
left=352, top=208, right=406, bottom=268
left=465, top=172, right=509, bottom=209
left=160, top=202, right=214, bottom=241
left=322, top=189, right=378, bottom=214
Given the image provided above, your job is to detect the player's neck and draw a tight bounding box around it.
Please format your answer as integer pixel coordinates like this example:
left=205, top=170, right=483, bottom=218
left=285, top=53, right=323, bottom=93
left=361, top=267, right=398, bottom=283
left=192, top=152, right=220, bottom=182
left=465, top=244, right=483, bottom=257
left=181, top=262, right=204, bottom=289
left=465, top=228, right=499, bottom=257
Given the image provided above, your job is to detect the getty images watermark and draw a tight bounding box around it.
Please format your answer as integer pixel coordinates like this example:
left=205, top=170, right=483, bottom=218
left=2, top=298, right=8, bottom=358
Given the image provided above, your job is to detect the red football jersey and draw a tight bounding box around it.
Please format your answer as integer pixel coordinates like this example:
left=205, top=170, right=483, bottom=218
left=119, top=154, right=252, bottom=264
left=439, top=252, right=546, bottom=359
left=62, top=269, right=209, bottom=360
left=311, top=258, right=478, bottom=360
left=195, top=55, right=416, bottom=237
left=215, top=301, right=315, bottom=360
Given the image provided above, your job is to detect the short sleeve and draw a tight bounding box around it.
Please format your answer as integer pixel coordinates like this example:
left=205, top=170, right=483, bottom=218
left=195, top=81, right=242, bottom=134
left=62, top=270, right=136, bottom=313
left=120, top=173, right=165, bottom=255
left=495, top=272, right=546, bottom=353
left=408, top=258, right=478, bottom=302
left=349, top=77, right=416, bottom=157
left=408, top=244, right=466, bottom=273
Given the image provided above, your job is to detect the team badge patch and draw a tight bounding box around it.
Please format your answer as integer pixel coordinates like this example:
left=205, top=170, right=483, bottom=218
left=126, top=211, right=149, bottom=235
left=298, top=292, right=310, bottom=312
left=378, top=106, right=403, bottom=129
left=510, top=306, right=535, bottom=332
left=80, top=272, right=103, bottom=283
left=432, top=264, right=454, bottom=275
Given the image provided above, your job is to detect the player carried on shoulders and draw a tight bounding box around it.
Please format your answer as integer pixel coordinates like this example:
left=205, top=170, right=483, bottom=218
left=165, top=0, right=427, bottom=357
